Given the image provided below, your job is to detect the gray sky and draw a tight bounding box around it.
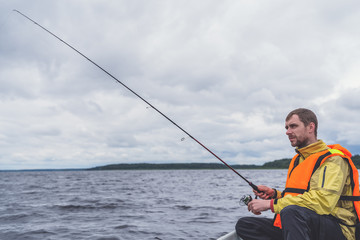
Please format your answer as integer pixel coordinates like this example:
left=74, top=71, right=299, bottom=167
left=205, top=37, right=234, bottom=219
left=1, top=0, right=360, bottom=170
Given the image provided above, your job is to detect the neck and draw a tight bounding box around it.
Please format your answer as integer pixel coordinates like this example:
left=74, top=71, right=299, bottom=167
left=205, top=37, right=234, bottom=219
left=298, top=138, right=317, bottom=149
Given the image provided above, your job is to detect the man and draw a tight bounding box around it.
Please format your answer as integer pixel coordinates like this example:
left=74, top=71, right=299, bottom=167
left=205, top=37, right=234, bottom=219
left=236, top=108, right=360, bottom=240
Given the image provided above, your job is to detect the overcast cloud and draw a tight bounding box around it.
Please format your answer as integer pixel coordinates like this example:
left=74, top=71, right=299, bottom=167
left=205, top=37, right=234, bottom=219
left=1, top=0, right=360, bottom=170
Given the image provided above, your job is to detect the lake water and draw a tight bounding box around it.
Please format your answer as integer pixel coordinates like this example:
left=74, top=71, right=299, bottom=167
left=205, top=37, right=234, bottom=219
left=0, top=169, right=287, bottom=240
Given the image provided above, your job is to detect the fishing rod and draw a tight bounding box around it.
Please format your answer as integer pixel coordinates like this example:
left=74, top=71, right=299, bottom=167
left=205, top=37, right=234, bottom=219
left=13, top=9, right=260, bottom=193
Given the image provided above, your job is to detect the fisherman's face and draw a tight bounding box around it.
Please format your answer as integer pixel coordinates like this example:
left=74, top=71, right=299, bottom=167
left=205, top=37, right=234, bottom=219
left=285, top=114, right=313, bottom=148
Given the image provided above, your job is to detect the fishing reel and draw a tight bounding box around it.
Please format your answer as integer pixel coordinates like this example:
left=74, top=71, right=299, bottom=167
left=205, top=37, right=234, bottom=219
left=239, top=194, right=253, bottom=206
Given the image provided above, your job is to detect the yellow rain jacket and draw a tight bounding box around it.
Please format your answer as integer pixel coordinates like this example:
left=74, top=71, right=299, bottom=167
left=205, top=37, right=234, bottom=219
left=272, top=140, right=360, bottom=240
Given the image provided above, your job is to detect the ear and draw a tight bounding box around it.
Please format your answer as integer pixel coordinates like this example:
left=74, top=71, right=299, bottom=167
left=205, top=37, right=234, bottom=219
left=308, top=122, right=315, bottom=134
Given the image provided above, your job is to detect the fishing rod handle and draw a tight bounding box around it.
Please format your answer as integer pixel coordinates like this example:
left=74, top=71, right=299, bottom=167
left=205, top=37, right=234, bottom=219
left=249, top=182, right=261, bottom=193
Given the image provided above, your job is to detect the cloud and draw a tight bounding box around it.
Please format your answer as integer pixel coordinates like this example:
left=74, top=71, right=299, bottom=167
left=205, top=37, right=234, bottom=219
left=1, top=0, right=360, bottom=169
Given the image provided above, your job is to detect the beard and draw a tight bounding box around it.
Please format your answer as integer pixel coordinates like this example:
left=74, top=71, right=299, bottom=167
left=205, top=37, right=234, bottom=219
left=289, top=135, right=309, bottom=148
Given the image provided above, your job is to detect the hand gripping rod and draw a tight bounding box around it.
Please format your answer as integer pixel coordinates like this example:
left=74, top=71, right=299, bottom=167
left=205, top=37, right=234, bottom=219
left=13, top=10, right=260, bottom=192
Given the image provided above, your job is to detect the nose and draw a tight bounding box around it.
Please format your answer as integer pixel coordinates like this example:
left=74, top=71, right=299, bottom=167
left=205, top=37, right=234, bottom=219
left=286, top=128, right=291, bottom=136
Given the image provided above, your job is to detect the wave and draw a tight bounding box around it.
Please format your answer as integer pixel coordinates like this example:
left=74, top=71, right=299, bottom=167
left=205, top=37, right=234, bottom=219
left=0, top=213, right=30, bottom=221
left=175, top=205, right=192, bottom=210
left=114, top=224, right=137, bottom=229
left=53, top=202, right=118, bottom=211
left=1, top=229, right=55, bottom=240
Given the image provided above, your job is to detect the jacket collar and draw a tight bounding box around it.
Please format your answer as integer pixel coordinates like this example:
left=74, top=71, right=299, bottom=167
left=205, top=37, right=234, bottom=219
left=295, top=140, right=329, bottom=160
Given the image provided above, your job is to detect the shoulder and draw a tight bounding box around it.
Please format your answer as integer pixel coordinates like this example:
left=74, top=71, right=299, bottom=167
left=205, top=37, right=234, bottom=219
left=326, top=154, right=349, bottom=163
left=322, top=155, right=350, bottom=172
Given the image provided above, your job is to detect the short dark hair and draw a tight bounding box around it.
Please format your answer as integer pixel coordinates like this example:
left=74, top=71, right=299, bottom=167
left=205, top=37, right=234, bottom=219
left=286, top=108, right=318, bottom=137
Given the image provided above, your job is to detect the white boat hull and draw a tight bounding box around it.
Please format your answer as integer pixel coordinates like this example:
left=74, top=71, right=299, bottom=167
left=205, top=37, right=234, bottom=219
left=217, top=231, right=241, bottom=240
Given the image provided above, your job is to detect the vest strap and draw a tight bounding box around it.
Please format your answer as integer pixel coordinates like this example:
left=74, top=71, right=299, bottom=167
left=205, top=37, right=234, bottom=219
left=340, top=196, right=360, bottom=201
left=311, top=151, right=332, bottom=177
left=283, top=188, right=306, bottom=194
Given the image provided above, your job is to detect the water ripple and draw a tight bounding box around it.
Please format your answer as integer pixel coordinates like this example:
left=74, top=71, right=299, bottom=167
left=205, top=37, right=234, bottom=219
left=0, top=169, right=287, bottom=239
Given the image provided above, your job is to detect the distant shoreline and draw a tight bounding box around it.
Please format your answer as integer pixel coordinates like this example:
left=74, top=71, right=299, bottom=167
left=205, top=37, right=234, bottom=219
left=88, top=162, right=263, bottom=171
left=0, top=164, right=265, bottom=172
left=2, top=155, right=360, bottom=171
left=2, top=159, right=291, bottom=172
left=0, top=168, right=85, bottom=172
left=87, top=162, right=275, bottom=171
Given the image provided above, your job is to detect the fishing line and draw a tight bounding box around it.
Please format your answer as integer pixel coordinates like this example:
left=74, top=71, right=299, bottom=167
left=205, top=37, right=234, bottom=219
left=13, top=9, right=260, bottom=192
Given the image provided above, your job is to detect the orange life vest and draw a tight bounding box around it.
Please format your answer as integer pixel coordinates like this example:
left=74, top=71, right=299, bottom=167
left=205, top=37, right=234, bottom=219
left=273, top=144, right=360, bottom=229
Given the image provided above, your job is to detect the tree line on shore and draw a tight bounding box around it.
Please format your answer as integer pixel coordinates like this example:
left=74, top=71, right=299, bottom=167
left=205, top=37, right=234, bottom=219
left=88, top=154, right=360, bottom=170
